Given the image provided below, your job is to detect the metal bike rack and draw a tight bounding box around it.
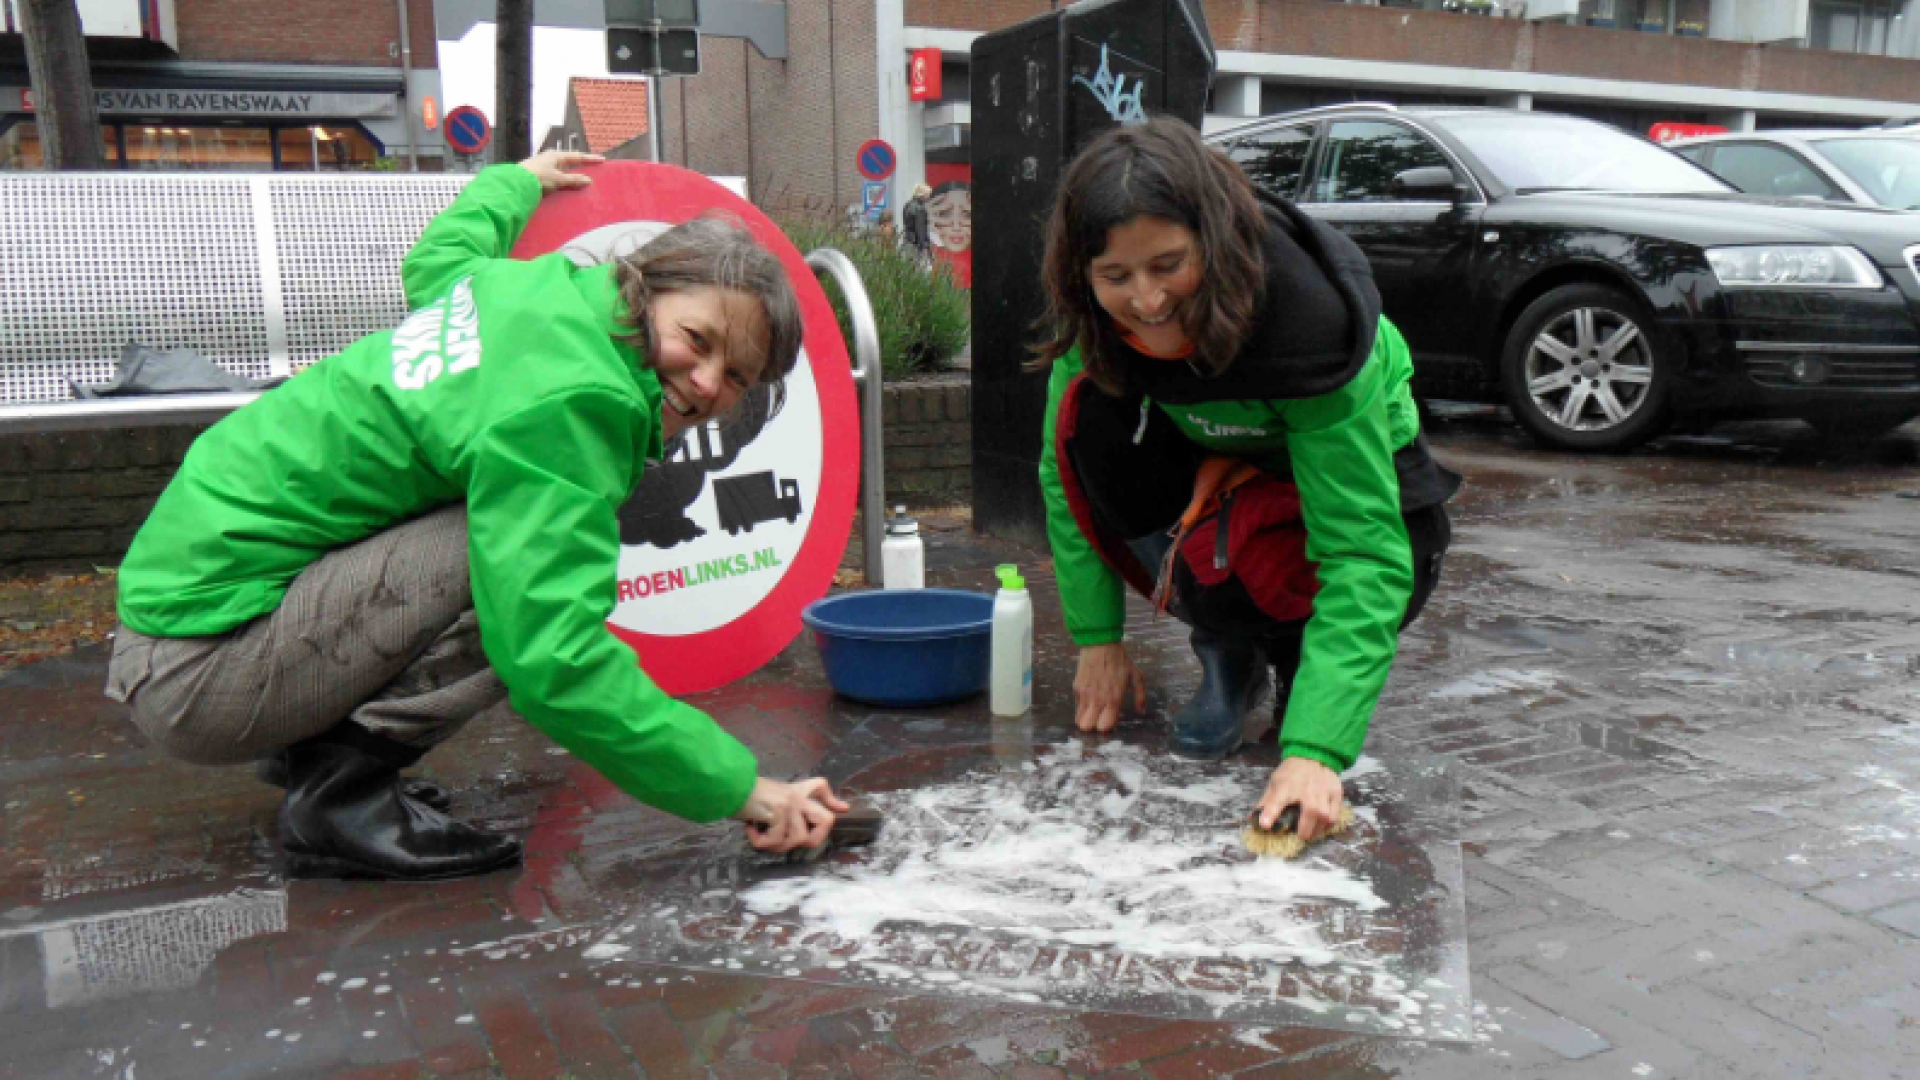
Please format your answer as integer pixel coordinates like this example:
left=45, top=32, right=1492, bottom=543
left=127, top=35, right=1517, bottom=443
left=803, top=247, right=886, bottom=583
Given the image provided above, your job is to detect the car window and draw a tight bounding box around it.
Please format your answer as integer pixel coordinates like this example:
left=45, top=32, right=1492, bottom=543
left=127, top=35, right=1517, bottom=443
left=1308, top=120, right=1454, bottom=204
left=1810, top=137, right=1920, bottom=210
left=1706, top=143, right=1845, bottom=201
left=1672, top=145, right=1710, bottom=165
left=1437, top=114, right=1729, bottom=193
left=1227, top=124, right=1315, bottom=198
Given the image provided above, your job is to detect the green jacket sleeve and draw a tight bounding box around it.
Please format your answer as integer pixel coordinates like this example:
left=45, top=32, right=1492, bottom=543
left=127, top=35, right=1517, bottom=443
left=401, top=164, right=542, bottom=310
left=1272, top=319, right=1415, bottom=772
left=463, top=387, right=759, bottom=822
left=1037, top=348, right=1128, bottom=646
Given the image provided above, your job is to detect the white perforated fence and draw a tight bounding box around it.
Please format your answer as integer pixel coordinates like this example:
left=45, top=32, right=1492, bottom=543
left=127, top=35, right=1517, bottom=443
left=268, top=177, right=468, bottom=369
left=0, top=173, right=469, bottom=404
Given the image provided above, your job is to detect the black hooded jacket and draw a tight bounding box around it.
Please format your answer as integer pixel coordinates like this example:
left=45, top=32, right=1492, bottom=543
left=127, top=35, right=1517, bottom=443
left=1111, top=189, right=1456, bottom=509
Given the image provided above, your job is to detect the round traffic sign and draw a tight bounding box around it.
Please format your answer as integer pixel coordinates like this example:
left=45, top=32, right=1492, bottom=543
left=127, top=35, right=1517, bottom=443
left=443, top=105, right=491, bottom=155
left=855, top=138, right=896, bottom=181
left=509, top=163, right=860, bottom=695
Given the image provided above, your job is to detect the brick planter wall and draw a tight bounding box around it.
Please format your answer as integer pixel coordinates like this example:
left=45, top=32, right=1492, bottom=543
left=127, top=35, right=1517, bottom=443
left=0, top=426, right=210, bottom=568
left=881, top=381, right=972, bottom=506
left=2, top=381, right=972, bottom=570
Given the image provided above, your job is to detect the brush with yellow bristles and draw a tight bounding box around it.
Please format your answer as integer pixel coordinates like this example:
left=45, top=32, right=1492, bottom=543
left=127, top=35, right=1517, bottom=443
left=1241, top=804, right=1356, bottom=859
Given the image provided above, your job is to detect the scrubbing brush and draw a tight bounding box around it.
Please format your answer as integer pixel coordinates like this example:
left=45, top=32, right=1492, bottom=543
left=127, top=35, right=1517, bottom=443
left=1240, top=803, right=1355, bottom=859
left=781, top=802, right=885, bottom=865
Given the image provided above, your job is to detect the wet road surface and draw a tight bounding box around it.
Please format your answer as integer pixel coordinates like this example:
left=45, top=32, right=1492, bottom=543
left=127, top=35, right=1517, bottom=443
left=2, top=414, right=1919, bottom=1079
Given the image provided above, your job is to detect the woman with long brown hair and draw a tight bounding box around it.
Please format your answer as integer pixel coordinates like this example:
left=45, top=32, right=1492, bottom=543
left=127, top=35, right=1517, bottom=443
left=1035, top=117, right=1460, bottom=844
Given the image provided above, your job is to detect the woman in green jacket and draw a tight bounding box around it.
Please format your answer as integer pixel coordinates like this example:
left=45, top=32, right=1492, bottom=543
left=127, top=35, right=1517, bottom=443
left=105, top=151, right=849, bottom=880
left=1035, top=118, right=1459, bottom=846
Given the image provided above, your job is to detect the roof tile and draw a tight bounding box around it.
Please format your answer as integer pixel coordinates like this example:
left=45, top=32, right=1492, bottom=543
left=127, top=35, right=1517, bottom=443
left=569, top=76, right=650, bottom=154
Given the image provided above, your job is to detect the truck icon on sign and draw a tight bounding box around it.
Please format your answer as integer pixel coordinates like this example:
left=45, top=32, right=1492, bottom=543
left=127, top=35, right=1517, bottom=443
left=715, top=471, right=802, bottom=535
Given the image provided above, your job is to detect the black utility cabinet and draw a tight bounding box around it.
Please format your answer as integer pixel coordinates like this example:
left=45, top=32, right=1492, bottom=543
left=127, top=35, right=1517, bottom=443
left=969, top=0, right=1215, bottom=548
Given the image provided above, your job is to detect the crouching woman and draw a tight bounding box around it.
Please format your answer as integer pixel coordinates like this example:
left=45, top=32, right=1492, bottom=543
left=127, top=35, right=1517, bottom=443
left=1035, top=119, right=1461, bottom=846
left=105, top=151, right=847, bottom=880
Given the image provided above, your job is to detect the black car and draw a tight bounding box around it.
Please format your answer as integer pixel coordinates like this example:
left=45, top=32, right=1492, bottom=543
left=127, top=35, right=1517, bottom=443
left=1207, top=105, right=1920, bottom=451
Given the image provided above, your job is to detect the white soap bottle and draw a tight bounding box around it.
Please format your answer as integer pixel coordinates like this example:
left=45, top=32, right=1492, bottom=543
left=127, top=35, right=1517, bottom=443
left=880, top=505, right=925, bottom=589
left=990, top=563, right=1033, bottom=717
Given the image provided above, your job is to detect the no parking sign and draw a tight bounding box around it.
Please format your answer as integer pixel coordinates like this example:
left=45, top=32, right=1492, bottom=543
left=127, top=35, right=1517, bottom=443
left=510, top=163, right=860, bottom=693
left=443, top=105, right=491, bottom=156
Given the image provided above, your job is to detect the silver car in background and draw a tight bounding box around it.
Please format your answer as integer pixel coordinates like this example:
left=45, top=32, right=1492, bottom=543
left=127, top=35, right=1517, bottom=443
left=1669, top=130, right=1920, bottom=212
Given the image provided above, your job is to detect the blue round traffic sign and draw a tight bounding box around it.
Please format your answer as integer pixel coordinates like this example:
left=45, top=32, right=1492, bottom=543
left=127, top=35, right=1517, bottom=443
left=855, top=138, right=895, bottom=181
left=444, top=105, right=492, bottom=155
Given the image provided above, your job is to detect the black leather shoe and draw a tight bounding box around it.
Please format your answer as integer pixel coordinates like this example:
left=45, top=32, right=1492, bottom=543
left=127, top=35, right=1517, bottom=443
left=276, top=724, right=520, bottom=881
left=255, top=750, right=453, bottom=812
left=1169, top=629, right=1270, bottom=760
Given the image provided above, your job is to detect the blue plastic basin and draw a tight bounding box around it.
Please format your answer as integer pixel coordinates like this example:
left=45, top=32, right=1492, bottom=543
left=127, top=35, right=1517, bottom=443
left=801, top=589, right=993, bottom=706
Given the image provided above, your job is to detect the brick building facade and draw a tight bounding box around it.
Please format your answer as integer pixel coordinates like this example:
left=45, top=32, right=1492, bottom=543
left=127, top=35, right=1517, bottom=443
left=13, top=0, right=1919, bottom=210
left=1, top=0, right=441, bottom=170
left=654, top=0, right=882, bottom=222
left=172, top=0, right=436, bottom=70
left=611, top=0, right=1920, bottom=250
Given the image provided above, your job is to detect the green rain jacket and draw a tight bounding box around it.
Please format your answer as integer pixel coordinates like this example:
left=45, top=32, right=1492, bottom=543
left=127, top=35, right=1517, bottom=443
left=116, top=163, right=758, bottom=823
left=1038, top=196, right=1439, bottom=774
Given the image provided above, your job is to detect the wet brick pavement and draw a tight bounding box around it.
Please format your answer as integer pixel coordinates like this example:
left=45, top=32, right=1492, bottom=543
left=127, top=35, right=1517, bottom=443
left=3, top=415, right=1920, bottom=1078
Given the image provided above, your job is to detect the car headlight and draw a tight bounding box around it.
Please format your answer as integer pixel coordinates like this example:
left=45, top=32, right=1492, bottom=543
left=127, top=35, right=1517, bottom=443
left=1705, top=245, right=1883, bottom=289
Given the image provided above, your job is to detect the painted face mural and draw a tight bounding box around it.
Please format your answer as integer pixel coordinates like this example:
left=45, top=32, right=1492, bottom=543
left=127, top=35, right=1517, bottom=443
left=924, top=166, right=972, bottom=289
left=928, top=183, right=971, bottom=253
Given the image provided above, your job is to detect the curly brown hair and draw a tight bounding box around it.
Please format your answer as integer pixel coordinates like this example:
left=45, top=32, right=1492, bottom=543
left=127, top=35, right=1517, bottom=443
left=612, top=215, right=803, bottom=414
left=1030, top=116, right=1268, bottom=396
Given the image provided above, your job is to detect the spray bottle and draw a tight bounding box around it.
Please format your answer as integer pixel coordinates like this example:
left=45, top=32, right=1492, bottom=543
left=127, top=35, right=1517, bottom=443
left=991, top=563, right=1033, bottom=718
left=880, top=505, right=924, bottom=589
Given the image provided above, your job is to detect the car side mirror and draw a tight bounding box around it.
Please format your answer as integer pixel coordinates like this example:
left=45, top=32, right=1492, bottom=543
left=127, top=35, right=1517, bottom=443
left=1390, top=165, right=1467, bottom=202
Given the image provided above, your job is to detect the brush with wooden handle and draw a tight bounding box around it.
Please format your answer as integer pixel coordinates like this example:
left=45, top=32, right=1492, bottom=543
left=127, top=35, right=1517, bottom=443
left=1240, top=803, right=1354, bottom=859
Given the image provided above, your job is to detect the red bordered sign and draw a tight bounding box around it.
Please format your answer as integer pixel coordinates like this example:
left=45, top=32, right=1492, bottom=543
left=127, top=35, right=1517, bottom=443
left=443, top=105, right=491, bottom=155
left=510, top=162, right=859, bottom=694
left=855, top=139, right=896, bottom=182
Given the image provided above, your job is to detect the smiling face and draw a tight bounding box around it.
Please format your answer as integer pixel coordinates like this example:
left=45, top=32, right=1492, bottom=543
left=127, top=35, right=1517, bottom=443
left=928, top=187, right=972, bottom=252
left=1088, top=215, right=1203, bottom=358
left=649, top=286, right=771, bottom=440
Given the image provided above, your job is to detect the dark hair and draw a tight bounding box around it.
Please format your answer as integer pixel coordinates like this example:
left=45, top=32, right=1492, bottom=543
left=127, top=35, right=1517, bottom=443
left=612, top=215, right=803, bottom=414
left=1031, top=116, right=1267, bottom=395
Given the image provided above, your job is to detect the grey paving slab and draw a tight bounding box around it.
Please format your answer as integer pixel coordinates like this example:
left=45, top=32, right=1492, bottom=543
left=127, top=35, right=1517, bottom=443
left=1868, top=897, right=1920, bottom=937
left=1807, top=861, right=1920, bottom=913
left=1744, top=955, right=1920, bottom=1063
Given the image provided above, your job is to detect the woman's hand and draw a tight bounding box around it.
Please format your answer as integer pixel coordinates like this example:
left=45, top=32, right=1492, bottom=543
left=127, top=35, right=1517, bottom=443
left=1253, top=757, right=1345, bottom=843
left=734, top=776, right=849, bottom=854
left=1073, top=643, right=1146, bottom=733
left=517, top=150, right=605, bottom=193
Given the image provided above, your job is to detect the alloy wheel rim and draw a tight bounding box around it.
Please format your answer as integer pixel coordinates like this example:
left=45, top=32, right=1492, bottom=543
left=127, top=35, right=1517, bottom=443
left=1524, top=306, right=1655, bottom=432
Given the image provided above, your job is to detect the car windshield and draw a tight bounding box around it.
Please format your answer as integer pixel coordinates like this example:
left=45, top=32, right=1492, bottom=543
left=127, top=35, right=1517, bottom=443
left=1435, top=114, right=1733, bottom=194
left=1809, top=137, right=1920, bottom=210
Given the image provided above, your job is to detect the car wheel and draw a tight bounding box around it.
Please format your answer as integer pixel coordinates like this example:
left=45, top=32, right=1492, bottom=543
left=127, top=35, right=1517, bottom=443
left=1501, top=284, right=1672, bottom=452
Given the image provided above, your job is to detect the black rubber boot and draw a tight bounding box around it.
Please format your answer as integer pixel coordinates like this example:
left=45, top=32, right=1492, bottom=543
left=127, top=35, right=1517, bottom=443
left=276, top=724, right=521, bottom=881
left=1168, top=629, right=1270, bottom=760
left=1255, top=631, right=1303, bottom=748
left=255, top=751, right=453, bottom=812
